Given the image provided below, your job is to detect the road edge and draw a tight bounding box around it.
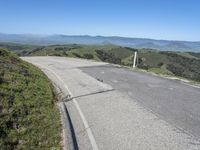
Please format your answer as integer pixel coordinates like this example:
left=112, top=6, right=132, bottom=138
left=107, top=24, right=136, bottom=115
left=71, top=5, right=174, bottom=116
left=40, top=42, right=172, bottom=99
left=53, top=80, right=79, bottom=150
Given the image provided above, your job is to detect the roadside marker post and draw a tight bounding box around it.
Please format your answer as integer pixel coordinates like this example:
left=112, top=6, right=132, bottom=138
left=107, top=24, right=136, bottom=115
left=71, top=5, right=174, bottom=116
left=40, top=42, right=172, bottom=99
left=133, top=51, right=137, bottom=68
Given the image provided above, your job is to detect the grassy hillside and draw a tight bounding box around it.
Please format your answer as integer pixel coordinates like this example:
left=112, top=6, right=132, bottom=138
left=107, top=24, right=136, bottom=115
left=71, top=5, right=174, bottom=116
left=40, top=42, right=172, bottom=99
left=27, top=44, right=137, bottom=62
left=188, top=52, right=200, bottom=59
left=3, top=43, right=200, bottom=82
left=0, top=42, right=39, bottom=56
left=0, top=49, right=61, bottom=149
left=138, top=51, right=200, bottom=81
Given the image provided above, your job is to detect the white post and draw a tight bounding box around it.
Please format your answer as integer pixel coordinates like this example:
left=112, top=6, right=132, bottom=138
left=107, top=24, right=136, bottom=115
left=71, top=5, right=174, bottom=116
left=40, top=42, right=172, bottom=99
left=133, top=51, right=137, bottom=68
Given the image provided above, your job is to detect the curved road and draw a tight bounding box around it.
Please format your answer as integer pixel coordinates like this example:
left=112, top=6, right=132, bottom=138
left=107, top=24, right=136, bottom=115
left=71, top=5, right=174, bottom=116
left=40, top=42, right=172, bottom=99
left=22, top=56, right=200, bottom=150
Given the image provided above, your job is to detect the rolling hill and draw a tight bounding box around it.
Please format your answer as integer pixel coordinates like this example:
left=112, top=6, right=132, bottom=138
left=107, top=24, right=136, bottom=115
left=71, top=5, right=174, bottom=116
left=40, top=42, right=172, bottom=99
left=1, top=42, right=200, bottom=82
left=0, top=33, right=200, bottom=52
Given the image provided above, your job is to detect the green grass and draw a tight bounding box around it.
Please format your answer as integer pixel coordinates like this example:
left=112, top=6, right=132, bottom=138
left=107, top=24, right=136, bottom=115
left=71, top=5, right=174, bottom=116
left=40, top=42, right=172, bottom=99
left=0, top=49, right=61, bottom=149
left=27, top=44, right=137, bottom=62
left=175, top=52, right=199, bottom=59
left=138, top=51, right=169, bottom=67
left=148, top=66, right=173, bottom=75
left=188, top=52, right=200, bottom=59
left=121, top=55, right=134, bottom=66
left=0, top=42, right=40, bottom=56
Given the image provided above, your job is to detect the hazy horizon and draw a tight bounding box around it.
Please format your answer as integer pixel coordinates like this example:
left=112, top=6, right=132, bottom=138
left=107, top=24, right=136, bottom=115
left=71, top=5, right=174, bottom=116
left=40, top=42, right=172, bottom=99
left=1, top=32, right=200, bottom=43
left=0, top=0, right=200, bottom=41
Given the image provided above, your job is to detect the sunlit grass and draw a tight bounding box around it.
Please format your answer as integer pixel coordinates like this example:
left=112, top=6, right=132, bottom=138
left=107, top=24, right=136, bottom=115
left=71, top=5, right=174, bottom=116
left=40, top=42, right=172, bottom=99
left=0, top=49, right=61, bottom=149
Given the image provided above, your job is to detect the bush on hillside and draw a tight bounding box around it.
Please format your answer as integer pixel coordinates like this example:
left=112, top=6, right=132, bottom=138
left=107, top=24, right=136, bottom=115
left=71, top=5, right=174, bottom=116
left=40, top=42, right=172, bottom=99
left=95, top=50, right=121, bottom=64
left=83, top=53, right=94, bottom=59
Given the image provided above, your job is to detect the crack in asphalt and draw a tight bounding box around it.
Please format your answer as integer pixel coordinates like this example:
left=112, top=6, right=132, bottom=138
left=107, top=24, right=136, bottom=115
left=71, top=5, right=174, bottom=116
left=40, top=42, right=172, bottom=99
left=63, top=89, right=115, bottom=102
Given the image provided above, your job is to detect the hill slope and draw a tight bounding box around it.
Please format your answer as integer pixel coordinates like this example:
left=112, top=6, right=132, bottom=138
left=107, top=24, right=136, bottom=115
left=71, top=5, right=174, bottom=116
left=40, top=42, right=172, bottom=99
left=1, top=42, right=200, bottom=82
left=0, top=49, right=61, bottom=149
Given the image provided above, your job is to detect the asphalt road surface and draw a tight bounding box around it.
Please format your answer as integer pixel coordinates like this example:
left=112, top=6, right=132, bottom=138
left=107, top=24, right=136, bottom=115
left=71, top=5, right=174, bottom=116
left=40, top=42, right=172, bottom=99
left=22, top=56, right=200, bottom=150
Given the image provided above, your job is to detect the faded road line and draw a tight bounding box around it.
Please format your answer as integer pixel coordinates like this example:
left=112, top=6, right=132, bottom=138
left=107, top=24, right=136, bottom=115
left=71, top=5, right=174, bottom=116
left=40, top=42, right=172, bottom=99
left=44, top=67, right=99, bottom=150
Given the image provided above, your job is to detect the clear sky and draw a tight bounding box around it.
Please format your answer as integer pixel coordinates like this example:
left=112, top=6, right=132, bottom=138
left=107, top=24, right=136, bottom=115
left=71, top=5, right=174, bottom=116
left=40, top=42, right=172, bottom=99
left=0, top=0, right=200, bottom=41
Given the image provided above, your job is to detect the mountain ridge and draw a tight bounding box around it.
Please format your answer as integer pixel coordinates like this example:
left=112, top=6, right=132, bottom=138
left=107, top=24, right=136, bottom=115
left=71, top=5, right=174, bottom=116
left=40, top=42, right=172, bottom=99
left=0, top=33, right=200, bottom=52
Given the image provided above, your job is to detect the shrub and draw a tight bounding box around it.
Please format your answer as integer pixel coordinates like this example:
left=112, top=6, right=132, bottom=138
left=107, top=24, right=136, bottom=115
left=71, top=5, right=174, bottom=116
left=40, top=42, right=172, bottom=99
left=72, top=52, right=81, bottom=58
left=83, top=53, right=94, bottom=59
left=95, top=50, right=121, bottom=64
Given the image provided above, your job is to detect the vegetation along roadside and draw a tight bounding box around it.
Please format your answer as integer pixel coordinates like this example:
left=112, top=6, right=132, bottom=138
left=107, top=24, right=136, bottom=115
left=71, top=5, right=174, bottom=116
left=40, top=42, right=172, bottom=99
left=0, top=48, right=61, bottom=149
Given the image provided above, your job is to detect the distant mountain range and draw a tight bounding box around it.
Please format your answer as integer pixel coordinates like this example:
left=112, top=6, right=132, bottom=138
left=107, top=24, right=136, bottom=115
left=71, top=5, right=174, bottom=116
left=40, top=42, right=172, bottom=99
left=0, top=33, right=200, bottom=52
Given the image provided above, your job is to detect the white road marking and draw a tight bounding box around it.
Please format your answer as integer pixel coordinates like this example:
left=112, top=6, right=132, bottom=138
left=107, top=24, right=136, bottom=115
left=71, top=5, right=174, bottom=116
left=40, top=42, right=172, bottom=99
left=44, top=67, right=99, bottom=150
left=182, top=82, right=200, bottom=89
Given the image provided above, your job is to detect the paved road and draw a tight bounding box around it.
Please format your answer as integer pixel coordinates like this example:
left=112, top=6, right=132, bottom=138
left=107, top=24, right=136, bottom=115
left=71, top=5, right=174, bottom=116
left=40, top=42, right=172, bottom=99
left=23, top=56, right=200, bottom=150
left=80, top=65, right=200, bottom=140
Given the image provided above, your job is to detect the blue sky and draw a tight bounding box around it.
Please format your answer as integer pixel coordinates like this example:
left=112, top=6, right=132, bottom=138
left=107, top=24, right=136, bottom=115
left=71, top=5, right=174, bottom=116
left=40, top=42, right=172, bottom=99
left=0, top=0, right=200, bottom=41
